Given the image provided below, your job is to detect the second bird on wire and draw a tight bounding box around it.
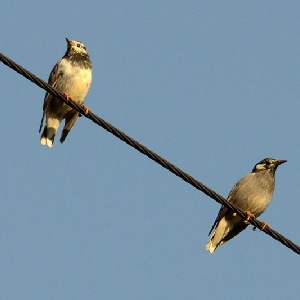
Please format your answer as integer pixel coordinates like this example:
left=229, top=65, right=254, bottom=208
left=206, top=158, right=286, bottom=254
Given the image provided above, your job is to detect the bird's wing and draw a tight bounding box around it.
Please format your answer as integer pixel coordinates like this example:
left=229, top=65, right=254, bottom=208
left=42, top=61, right=64, bottom=111
left=207, top=178, right=244, bottom=236
left=208, top=176, right=251, bottom=238
left=207, top=205, right=228, bottom=236
left=39, top=61, right=64, bottom=132
left=219, top=222, right=248, bottom=245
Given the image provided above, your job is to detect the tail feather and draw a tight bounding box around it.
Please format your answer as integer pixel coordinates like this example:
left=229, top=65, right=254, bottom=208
left=39, top=112, right=45, bottom=133
left=60, top=111, right=79, bottom=143
left=40, top=126, right=56, bottom=148
left=40, top=117, right=61, bottom=148
left=206, top=217, right=249, bottom=253
left=206, top=239, right=217, bottom=254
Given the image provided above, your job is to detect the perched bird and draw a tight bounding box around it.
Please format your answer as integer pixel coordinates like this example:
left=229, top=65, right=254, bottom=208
left=39, top=38, right=92, bottom=147
left=206, top=158, right=286, bottom=254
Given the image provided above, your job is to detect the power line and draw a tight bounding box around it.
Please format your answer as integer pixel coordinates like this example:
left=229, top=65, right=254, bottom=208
left=1, top=52, right=299, bottom=255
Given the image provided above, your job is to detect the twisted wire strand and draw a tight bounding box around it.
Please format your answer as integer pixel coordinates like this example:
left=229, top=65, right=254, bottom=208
left=1, top=52, right=299, bottom=255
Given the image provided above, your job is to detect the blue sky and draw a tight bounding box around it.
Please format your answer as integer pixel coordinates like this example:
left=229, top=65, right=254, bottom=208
left=1, top=1, right=299, bottom=299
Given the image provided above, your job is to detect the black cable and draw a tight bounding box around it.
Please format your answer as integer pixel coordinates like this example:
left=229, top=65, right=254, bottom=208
left=1, top=52, right=299, bottom=255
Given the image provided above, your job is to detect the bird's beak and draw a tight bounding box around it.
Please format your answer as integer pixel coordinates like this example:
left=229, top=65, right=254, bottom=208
left=275, top=160, right=287, bottom=166
left=65, top=38, right=71, bottom=45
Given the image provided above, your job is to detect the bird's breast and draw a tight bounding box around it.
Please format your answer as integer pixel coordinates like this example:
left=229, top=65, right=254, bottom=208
left=229, top=173, right=275, bottom=217
left=57, top=60, right=92, bottom=104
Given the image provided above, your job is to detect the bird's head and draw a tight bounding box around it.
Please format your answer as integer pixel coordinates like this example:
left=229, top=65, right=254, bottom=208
left=252, top=158, right=287, bottom=174
left=65, top=38, right=88, bottom=55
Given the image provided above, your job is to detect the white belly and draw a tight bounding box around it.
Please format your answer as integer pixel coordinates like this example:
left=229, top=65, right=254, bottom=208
left=56, top=60, right=92, bottom=104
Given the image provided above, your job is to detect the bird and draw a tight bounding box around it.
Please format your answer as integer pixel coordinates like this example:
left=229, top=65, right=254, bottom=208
left=206, top=158, right=286, bottom=254
left=39, top=38, right=92, bottom=147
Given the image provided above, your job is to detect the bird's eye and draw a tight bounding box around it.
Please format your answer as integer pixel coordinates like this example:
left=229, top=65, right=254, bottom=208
left=265, top=160, right=270, bottom=166
left=77, top=43, right=81, bottom=48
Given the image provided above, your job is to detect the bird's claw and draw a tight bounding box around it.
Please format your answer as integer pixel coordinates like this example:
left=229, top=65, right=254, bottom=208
left=253, top=221, right=269, bottom=231
left=83, top=106, right=90, bottom=114
left=63, top=92, right=71, bottom=101
left=243, top=211, right=255, bottom=225
left=260, top=221, right=269, bottom=231
left=79, top=106, right=90, bottom=117
left=63, top=92, right=90, bottom=116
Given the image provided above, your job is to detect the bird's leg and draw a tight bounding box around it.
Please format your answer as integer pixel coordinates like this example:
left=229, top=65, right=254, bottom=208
left=260, top=221, right=269, bottom=231
left=253, top=221, right=269, bottom=231
left=78, top=106, right=90, bottom=117
left=63, top=92, right=90, bottom=115
left=243, top=211, right=255, bottom=225
left=63, top=92, right=72, bottom=101
left=83, top=106, right=90, bottom=115
left=63, top=92, right=76, bottom=112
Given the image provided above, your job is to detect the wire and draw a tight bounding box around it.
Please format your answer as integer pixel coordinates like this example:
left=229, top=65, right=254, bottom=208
left=1, top=52, right=299, bottom=255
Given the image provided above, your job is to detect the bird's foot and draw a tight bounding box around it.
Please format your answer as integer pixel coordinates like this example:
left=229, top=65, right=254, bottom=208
left=260, top=221, right=269, bottom=231
left=243, top=211, right=255, bottom=225
left=253, top=221, right=269, bottom=231
left=63, top=93, right=89, bottom=116
left=83, top=105, right=90, bottom=114
left=63, top=92, right=72, bottom=101
left=79, top=106, right=90, bottom=117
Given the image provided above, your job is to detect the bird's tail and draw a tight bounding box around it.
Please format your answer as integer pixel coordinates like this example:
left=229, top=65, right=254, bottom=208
left=205, top=217, right=229, bottom=254
left=206, top=237, right=217, bottom=254
left=40, top=126, right=56, bottom=148
left=40, top=117, right=60, bottom=148
left=39, top=112, right=45, bottom=133
left=60, top=111, right=79, bottom=144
